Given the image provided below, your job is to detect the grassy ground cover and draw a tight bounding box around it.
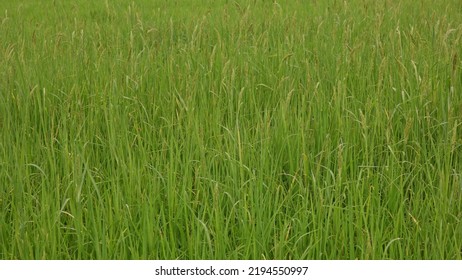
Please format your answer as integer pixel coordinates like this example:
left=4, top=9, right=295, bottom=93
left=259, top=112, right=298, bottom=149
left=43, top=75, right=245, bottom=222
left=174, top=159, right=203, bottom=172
left=0, top=0, right=461, bottom=259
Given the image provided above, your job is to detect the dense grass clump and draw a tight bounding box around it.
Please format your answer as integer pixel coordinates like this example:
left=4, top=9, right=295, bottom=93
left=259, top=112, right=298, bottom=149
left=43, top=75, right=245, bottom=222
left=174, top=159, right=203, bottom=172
left=1, top=0, right=461, bottom=259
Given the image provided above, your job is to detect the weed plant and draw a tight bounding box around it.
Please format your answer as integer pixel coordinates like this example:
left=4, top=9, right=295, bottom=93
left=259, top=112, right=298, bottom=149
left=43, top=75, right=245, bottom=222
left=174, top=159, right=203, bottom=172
left=0, top=0, right=461, bottom=259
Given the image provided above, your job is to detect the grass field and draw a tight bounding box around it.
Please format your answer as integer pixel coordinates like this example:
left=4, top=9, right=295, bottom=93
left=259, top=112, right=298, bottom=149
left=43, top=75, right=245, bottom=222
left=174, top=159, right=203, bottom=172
left=1, top=0, right=461, bottom=259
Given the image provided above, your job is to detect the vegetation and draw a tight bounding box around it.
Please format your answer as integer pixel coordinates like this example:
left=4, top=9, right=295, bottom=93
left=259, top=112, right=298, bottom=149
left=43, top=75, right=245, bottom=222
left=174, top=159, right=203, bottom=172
left=1, top=0, right=461, bottom=259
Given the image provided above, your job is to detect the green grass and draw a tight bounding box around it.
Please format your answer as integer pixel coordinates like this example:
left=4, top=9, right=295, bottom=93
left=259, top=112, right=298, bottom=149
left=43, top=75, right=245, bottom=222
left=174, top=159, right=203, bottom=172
left=1, top=0, right=461, bottom=259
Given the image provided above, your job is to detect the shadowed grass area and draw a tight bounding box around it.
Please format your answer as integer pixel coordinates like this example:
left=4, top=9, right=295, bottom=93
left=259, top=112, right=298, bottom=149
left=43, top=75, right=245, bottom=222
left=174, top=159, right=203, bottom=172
left=1, top=0, right=461, bottom=259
